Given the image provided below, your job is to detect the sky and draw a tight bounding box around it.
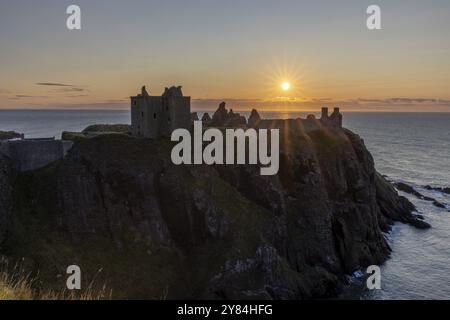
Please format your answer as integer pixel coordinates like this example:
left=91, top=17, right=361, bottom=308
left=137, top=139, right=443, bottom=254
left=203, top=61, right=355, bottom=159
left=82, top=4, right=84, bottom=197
left=0, top=0, right=450, bottom=112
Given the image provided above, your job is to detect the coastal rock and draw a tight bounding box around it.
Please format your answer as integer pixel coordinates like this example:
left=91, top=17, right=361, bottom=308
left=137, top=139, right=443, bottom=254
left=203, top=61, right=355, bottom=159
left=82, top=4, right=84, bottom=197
left=395, top=182, right=446, bottom=209
left=395, top=182, right=424, bottom=198
left=376, top=175, right=430, bottom=229
left=424, top=185, right=450, bottom=195
left=433, top=201, right=446, bottom=209
left=0, top=126, right=429, bottom=299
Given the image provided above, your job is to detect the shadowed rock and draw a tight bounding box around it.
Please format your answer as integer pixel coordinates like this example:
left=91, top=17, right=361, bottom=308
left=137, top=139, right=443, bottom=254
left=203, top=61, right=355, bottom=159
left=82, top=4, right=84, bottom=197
left=395, top=182, right=446, bottom=210
left=424, top=185, right=450, bottom=195
left=248, top=109, right=261, bottom=128
left=210, top=102, right=246, bottom=127
left=191, top=112, right=199, bottom=122
left=201, top=112, right=212, bottom=126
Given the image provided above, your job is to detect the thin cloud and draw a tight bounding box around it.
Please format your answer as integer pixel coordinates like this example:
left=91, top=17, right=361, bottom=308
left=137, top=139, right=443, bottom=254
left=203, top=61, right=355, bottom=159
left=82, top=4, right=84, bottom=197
left=35, top=82, right=89, bottom=94
left=35, top=82, right=74, bottom=87
left=190, top=96, right=450, bottom=112
left=56, top=87, right=87, bottom=93
left=357, top=98, right=450, bottom=105
left=16, top=94, right=33, bottom=98
left=68, top=94, right=89, bottom=98
left=11, top=94, right=49, bottom=99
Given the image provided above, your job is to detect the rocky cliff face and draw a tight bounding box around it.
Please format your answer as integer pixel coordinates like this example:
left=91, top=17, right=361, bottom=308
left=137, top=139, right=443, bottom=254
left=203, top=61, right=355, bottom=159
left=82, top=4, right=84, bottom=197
left=0, top=153, right=15, bottom=243
left=0, top=126, right=428, bottom=299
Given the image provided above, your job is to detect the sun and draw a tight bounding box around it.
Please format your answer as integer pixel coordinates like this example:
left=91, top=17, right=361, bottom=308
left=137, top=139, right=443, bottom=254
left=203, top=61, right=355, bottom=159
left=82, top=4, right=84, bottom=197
left=281, top=82, right=290, bottom=91
left=261, top=57, right=308, bottom=100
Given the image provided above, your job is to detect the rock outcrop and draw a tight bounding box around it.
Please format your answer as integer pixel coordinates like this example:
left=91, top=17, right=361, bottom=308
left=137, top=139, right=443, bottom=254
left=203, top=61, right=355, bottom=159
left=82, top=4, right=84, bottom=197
left=0, top=126, right=428, bottom=299
left=210, top=102, right=228, bottom=126
left=394, top=181, right=446, bottom=210
left=210, top=102, right=247, bottom=127
left=248, top=109, right=261, bottom=128
left=424, top=185, right=450, bottom=195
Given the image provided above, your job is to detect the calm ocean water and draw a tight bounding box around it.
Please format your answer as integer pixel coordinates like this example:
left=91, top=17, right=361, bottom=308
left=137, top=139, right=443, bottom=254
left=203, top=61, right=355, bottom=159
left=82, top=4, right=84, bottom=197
left=1, top=109, right=450, bottom=299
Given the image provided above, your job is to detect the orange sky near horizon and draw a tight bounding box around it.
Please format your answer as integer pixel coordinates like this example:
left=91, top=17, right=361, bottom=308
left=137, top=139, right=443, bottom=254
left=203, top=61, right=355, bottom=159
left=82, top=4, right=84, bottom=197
left=1, top=1, right=450, bottom=112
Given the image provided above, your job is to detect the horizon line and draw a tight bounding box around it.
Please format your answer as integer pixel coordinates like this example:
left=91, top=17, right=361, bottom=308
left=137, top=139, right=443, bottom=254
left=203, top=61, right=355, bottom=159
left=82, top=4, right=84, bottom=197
left=1, top=108, right=450, bottom=114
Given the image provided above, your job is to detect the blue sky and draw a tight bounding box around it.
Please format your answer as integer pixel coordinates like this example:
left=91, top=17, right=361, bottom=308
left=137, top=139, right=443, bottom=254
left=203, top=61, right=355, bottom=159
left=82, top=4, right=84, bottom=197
left=1, top=0, right=450, bottom=111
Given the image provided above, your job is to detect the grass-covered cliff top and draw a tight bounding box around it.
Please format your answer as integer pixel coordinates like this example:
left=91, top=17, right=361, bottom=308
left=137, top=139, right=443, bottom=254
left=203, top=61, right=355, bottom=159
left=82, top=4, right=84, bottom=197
left=61, top=124, right=130, bottom=142
left=0, top=131, right=24, bottom=141
left=81, top=124, right=130, bottom=134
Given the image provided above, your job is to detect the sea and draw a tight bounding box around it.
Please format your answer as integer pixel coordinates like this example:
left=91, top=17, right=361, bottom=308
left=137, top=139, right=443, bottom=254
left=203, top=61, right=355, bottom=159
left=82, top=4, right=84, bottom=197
left=1, top=109, right=449, bottom=300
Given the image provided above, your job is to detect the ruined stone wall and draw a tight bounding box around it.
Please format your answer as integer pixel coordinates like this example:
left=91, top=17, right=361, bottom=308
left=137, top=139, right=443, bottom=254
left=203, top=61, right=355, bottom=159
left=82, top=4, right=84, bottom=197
left=130, top=98, right=140, bottom=136
left=320, top=107, right=342, bottom=129
left=0, top=139, right=72, bottom=172
left=131, top=95, right=190, bottom=139
left=167, top=96, right=191, bottom=132
left=131, top=96, right=165, bottom=138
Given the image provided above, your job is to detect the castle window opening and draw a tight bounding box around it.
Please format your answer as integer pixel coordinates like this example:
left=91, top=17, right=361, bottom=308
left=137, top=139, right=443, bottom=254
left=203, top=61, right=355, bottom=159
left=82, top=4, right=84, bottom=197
left=154, top=113, right=157, bottom=119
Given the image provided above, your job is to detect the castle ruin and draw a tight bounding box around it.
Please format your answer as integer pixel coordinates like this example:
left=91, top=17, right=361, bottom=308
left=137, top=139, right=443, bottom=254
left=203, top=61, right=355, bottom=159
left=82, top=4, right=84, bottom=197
left=320, top=107, right=343, bottom=128
left=201, top=103, right=343, bottom=132
left=131, top=86, right=191, bottom=139
left=130, top=85, right=343, bottom=138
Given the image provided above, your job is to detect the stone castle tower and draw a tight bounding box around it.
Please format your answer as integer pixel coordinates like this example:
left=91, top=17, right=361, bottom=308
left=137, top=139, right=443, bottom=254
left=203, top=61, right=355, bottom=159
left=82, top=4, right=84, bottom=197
left=320, top=107, right=342, bottom=128
left=130, top=86, right=191, bottom=138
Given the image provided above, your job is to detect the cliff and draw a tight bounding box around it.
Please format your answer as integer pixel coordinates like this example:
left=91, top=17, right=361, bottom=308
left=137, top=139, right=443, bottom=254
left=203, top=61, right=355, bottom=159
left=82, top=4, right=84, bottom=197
left=0, top=126, right=428, bottom=299
left=0, top=153, right=15, bottom=243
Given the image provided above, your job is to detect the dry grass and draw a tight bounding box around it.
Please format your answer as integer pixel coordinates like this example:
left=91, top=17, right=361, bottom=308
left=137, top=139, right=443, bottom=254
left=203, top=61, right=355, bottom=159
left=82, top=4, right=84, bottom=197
left=0, top=264, right=34, bottom=300
left=0, top=258, right=112, bottom=300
